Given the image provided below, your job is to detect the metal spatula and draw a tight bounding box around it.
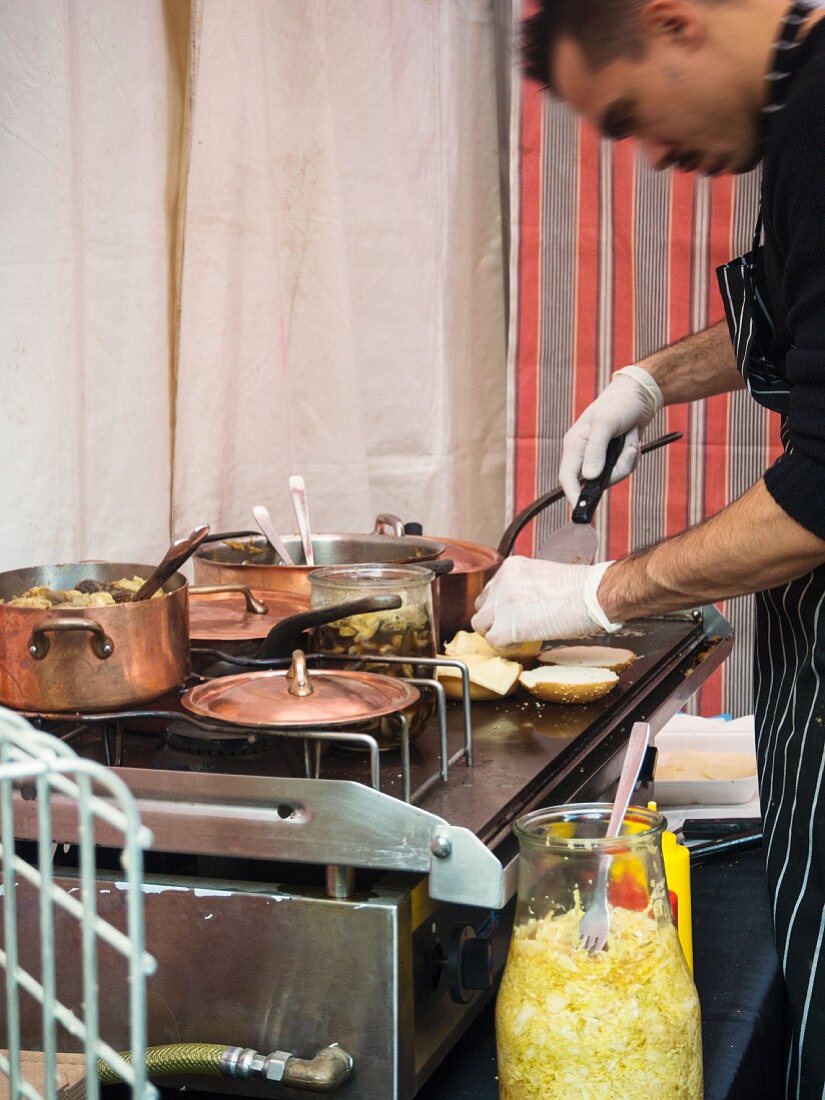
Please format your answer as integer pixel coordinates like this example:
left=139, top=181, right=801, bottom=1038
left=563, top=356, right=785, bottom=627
left=536, top=433, right=626, bottom=564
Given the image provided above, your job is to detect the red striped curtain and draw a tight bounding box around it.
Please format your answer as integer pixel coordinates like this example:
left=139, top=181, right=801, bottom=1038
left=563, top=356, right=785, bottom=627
left=509, top=76, right=783, bottom=716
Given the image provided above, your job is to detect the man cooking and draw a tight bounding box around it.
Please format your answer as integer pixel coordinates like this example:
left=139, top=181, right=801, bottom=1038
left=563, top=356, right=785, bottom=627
left=471, top=0, right=825, bottom=1093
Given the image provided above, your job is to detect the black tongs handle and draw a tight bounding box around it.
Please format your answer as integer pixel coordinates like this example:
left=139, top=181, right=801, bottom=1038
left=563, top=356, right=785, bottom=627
left=571, top=433, right=626, bottom=524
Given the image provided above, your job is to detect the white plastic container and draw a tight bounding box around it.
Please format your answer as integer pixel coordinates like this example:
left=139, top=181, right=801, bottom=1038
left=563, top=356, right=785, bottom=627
left=653, top=716, right=758, bottom=807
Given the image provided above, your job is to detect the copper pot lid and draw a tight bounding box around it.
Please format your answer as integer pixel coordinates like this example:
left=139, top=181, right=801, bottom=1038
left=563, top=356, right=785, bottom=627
left=188, top=586, right=309, bottom=642
left=181, top=650, right=421, bottom=728
left=422, top=537, right=502, bottom=574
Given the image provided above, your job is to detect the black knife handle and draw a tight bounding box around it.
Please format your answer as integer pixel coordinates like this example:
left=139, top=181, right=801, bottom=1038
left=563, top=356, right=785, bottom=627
left=496, top=431, right=681, bottom=557
left=572, top=433, right=626, bottom=524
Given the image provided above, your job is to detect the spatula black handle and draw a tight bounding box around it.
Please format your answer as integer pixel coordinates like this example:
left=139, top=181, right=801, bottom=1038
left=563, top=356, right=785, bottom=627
left=572, top=433, right=626, bottom=524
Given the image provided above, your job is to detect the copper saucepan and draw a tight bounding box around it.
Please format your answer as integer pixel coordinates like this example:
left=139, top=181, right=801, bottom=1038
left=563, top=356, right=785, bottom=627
left=192, top=515, right=446, bottom=602
left=0, top=562, right=190, bottom=713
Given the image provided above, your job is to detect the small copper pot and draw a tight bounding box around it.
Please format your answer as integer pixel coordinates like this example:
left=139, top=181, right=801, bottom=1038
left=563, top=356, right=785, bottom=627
left=0, top=562, right=189, bottom=713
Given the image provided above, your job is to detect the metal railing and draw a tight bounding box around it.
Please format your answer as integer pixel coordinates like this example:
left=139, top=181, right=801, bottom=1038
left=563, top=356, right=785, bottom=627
left=0, top=707, right=156, bottom=1100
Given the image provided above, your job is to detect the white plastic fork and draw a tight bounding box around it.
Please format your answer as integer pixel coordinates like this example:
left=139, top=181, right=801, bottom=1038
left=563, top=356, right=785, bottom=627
left=578, top=721, right=652, bottom=953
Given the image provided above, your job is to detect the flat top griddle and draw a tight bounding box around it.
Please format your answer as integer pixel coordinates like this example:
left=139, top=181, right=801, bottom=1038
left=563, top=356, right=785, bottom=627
left=40, top=617, right=716, bottom=849
left=369, top=616, right=708, bottom=841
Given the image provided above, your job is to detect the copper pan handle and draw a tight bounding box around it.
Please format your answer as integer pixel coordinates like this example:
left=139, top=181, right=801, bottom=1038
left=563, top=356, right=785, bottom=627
left=497, top=431, right=682, bottom=558
left=189, top=585, right=268, bottom=614
left=28, top=618, right=115, bottom=661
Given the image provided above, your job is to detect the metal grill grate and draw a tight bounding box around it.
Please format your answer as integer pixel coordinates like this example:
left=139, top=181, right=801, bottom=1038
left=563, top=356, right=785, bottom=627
left=0, top=707, right=156, bottom=1100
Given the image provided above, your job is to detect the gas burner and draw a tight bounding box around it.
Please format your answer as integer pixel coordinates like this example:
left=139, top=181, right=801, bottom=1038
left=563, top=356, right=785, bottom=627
left=163, top=720, right=278, bottom=756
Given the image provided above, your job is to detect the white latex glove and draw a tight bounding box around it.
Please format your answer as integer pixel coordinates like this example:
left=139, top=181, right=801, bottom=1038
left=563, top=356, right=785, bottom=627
left=559, top=365, right=664, bottom=508
left=471, top=556, right=622, bottom=647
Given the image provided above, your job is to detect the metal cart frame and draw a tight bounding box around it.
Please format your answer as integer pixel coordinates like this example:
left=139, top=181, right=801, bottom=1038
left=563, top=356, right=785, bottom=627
left=0, top=707, right=156, bottom=1100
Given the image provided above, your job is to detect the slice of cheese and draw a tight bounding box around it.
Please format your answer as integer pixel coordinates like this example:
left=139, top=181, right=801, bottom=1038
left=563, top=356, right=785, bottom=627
left=444, top=630, right=497, bottom=659
left=438, top=653, right=522, bottom=699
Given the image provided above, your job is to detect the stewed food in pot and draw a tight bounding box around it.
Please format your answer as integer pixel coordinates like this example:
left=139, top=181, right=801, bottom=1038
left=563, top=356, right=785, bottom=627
left=1, top=576, right=160, bottom=609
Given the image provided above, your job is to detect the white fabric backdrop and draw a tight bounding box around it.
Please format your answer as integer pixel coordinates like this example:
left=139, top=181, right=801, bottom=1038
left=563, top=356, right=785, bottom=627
left=0, top=0, right=507, bottom=571
left=0, top=0, right=186, bottom=567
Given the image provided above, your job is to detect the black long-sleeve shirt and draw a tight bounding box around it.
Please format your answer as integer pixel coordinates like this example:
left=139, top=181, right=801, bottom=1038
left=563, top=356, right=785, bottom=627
left=761, top=19, right=825, bottom=538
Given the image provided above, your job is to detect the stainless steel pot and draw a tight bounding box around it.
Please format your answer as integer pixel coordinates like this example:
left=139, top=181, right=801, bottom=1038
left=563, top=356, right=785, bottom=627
left=0, top=563, right=189, bottom=712
left=193, top=517, right=446, bottom=603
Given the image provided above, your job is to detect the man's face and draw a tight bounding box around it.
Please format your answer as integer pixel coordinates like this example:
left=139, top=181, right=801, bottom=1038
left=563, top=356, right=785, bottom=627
left=552, top=29, right=763, bottom=176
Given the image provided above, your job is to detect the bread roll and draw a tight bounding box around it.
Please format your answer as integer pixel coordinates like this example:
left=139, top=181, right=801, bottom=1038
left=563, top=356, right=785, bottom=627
left=440, top=677, right=517, bottom=702
left=519, top=666, right=618, bottom=704
left=444, top=630, right=542, bottom=664
left=539, top=645, right=637, bottom=673
left=492, top=639, right=543, bottom=662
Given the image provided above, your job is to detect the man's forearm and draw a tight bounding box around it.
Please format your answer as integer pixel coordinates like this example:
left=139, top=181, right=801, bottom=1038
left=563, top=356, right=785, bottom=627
left=639, top=321, right=744, bottom=405
left=597, top=479, right=825, bottom=621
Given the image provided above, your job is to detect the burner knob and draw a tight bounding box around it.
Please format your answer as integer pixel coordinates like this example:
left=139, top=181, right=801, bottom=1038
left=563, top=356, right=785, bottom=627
left=447, top=924, right=494, bottom=1004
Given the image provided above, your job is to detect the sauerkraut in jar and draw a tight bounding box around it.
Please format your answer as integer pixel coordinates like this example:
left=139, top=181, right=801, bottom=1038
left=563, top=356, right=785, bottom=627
left=496, top=804, right=702, bottom=1100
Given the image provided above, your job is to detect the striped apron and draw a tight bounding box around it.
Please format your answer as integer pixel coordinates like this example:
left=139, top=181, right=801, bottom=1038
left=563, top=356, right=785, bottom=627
left=716, top=4, right=825, bottom=1096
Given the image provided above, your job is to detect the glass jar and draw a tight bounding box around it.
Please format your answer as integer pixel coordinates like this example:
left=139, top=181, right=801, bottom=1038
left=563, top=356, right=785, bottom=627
left=309, top=564, right=437, bottom=746
left=496, top=804, right=702, bottom=1100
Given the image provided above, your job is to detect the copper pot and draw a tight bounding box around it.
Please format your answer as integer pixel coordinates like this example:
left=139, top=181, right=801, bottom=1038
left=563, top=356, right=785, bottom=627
left=193, top=527, right=446, bottom=602
left=0, top=562, right=189, bottom=713
left=422, top=537, right=503, bottom=641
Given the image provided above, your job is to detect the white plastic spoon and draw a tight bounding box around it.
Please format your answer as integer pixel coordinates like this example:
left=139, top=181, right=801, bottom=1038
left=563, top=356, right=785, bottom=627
left=288, top=475, right=315, bottom=566
left=252, top=505, right=295, bottom=566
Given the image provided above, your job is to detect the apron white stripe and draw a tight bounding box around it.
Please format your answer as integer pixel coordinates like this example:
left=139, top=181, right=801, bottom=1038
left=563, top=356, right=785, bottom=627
left=769, top=577, right=819, bottom=898
left=797, top=904, right=825, bottom=1097
left=780, top=725, right=825, bottom=974
left=761, top=589, right=794, bottom=850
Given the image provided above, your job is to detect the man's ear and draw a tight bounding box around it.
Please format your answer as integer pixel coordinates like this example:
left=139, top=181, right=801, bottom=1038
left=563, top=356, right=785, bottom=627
left=641, top=0, right=706, bottom=49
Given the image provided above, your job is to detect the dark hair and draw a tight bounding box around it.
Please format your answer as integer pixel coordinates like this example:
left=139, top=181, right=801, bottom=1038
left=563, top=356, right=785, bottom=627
left=521, top=1, right=648, bottom=90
